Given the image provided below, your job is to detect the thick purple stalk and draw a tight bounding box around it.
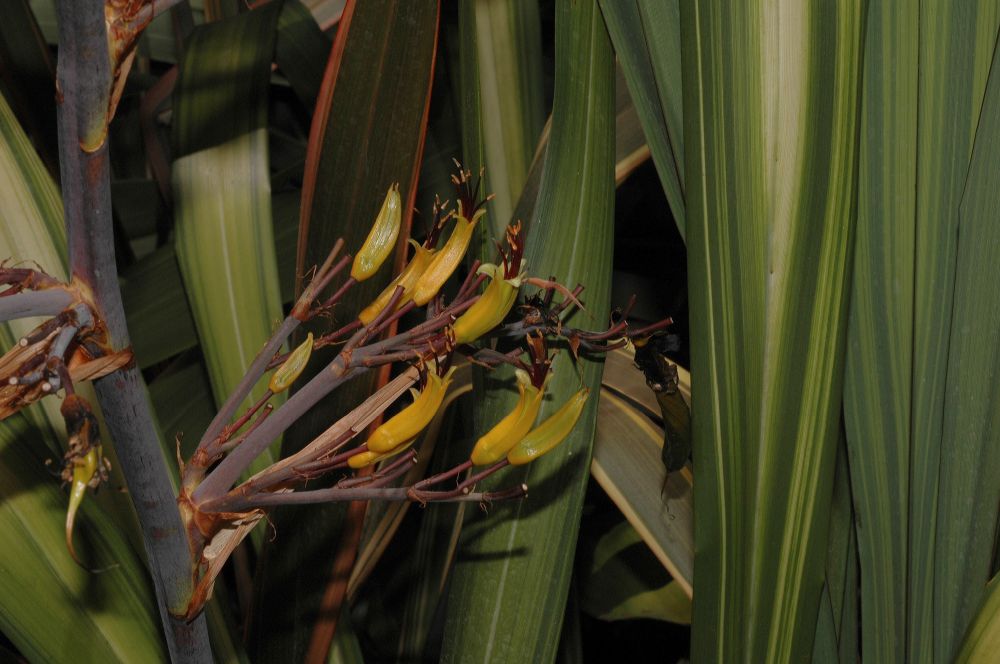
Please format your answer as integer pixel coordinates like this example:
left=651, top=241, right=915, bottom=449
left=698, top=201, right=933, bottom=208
left=55, top=2, right=211, bottom=661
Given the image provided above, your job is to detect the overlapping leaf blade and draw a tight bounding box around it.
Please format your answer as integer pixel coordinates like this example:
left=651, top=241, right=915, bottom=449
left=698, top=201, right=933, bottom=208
left=598, top=0, right=684, bottom=236
left=843, top=4, right=1000, bottom=662
left=935, top=21, right=1000, bottom=658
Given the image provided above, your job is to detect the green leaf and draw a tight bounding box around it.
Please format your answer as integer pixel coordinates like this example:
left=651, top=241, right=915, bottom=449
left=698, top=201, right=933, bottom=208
left=953, top=573, right=1000, bottom=664
left=591, top=387, right=693, bottom=595
left=681, top=1, right=864, bottom=661
left=458, top=0, right=546, bottom=257
left=248, top=1, right=439, bottom=659
left=275, top=0, right=331, bottom=109
left=441, top=1, right=615, bottom=661
left=171, top=3, right=287, bottom=477
left=935, top=24, right=1000, bottom=659
left=599, top=0, right=685, bottom=236
left=913, top=8, right=1000, bottom=662
left=579, top=520, right=692, bottom=624
left=841, top=5, right=917, bottom=660
left=121, top=245, right=199, bottom=369
left=0, top=414, right=166, bottom=663
left=842, top=4, right=1000, bottom=662
left=812, top=436, right=859, bottom=664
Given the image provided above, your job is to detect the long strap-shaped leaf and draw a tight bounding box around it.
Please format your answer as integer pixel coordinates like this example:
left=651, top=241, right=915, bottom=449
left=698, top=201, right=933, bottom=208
left=0, top=414, right=165, bottom=663
left=682, top=2, right=864, bottom=661
left=935, top=20, right=1000, bottom=660
left=912, top=5, right=1000, bottom=662
left=843, top=4, right=1000, bottom=662
left=441, top=1, right=614, bottom=661
left=841, top=3, right=917, bottom=660
left=598, top=0, right=685, bottom=238
left=172, top=2, right=286, bottom=477
left=458, top=0, right=545, bottom=256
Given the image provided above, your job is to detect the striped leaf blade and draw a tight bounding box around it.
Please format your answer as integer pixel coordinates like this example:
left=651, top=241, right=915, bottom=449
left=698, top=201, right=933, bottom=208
left=681, top=2, right=865, bottom=661
left=911, top=7, right=1000, bottom=662
left=458, top=0, right=546, bottom=257
left=171, top=3, right=287, bottom=476
left=843, top=4, right=1000, bottom=662
left=441, top=1, right=615, bottom=661
left=0, top=415, right=165, bottom=663
left=841, top=2, right=917, bottom=661
left=935, top=23, right=1000, bottom=659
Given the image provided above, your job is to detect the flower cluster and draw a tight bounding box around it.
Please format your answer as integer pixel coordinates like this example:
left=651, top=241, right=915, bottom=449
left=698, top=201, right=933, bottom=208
left=0, top=165, right=672, bottom=619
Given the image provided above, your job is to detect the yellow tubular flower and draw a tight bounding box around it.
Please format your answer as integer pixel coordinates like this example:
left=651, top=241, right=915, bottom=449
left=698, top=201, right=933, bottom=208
left=358, top=240, right=437, bottom=325
left=451, top=264, right=521, bottom=344
left=410, top=207, right=483, bottom=306
left=351, top=184, right=402, bottom=281
left=507, top=388, right=590, bottom=465
left=366, top=367, right=456, bottom=453
left=347, top=437, right=416, bottom=469
left=268, top=332, right=314, bottom=393
left=470, top=369, right=545, bottom=466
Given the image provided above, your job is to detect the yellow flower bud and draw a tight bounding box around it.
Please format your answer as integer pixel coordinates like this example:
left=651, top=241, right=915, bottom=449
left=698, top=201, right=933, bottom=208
left=507, top=388, right=589, bottom=465
left=351, top=184, right=402, bottom=281
left=347, top=437, right=416, bottom=469
left=470, top=369, right=545, bottom=466
left=410, top=207, right=483, bottom=306
left=358, top=241, right=436, bottom=325
left=366, top=366, right=456, bottom=453
left=268, top=332, right=313, bottom=393
left=452, top=264, right=521, bottom=344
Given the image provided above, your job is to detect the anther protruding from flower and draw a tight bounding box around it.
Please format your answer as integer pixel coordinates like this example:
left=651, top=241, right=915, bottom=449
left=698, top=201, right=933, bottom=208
left=411, top=164, right=492, bottom=306
left=451, top=222, right=527, bottom=345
